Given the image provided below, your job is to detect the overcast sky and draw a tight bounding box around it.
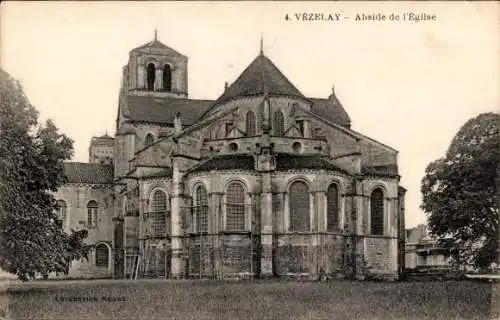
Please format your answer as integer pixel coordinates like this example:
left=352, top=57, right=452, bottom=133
left=1, top=2, right=498, bottom=228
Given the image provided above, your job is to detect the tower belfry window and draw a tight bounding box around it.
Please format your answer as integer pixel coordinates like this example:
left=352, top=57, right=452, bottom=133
left=163, top=64, right=172, bottom=91
left=147, top=63, right=155, bottom=91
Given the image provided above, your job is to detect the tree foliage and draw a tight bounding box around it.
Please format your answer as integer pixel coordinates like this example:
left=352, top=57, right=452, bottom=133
left=0, top=69, right=90, bottom=280
left=421, top=112, right=499, bottom=270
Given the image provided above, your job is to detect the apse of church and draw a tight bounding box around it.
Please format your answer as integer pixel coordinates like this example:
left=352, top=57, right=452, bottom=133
left=53, top=34, right=405, bottom=281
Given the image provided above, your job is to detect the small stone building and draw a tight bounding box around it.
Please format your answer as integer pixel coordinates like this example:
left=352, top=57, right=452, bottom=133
left=54, top=35, right=406, bottom=280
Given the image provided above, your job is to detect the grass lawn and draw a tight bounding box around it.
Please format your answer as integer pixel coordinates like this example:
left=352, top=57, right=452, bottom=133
left=0, top=279, right=496, bottom=320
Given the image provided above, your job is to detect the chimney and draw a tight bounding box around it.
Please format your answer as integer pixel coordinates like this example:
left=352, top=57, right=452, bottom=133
left=224, top=82, right=229, bottom=92
left=174, top=112, right=182, bottom=134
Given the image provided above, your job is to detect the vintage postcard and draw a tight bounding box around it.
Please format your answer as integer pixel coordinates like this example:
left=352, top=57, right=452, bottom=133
left=0, top=1, right=498, bottom=319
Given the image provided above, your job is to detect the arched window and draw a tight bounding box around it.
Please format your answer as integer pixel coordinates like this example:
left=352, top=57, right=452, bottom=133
left=95, top=243, right=109, bottom=267
left=326, top=184, right=339, bottom=231
left=193, top=185, right=208, bottom=233
left=370, top=188, right=384, bottom=235
left=226, top=182, right=245, bottom=231
left=87, top=200, right=98, bottom=228
left=245, top=111, right=256, bottom=136
left=289, top=181, right=310, bottom=232
left=145, top=133, right=154, bottom=147
left=149, top=189, right=168, bottom=237
left=56, top=200, right=67, bottom=227
left=163, top=64, right=172, bottom=91
left=274, top=110, right=284, bottom=136
left=147, top=63, right=155, bottom=91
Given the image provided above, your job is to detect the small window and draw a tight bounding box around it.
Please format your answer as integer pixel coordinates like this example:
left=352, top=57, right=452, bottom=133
left=289, top=181, right=310, bottom=232
left=274, top=111, right=284, bottom=136
left=149, top=189, right=168, bottom=237
left=245, top=111, right=256, bottom=136
left=228, top=142, right=238, bottom=152
left=145, top=133, right=154, bottom=147
left=193, top=185, right=208, bottom=233
left=296, top=120, right=305, bottom=137
left=326, top=184, right=339, bottom=231
left=370, top=188, right=384, bottom=235
left=292, top=142, right=302, bottom=153
left=225, top=122, right=233, bottom=136
left=226, top=182, right=245, bottom=231
left=56, top=200, right=67, bottom=227
left=87, top=201, right=98, bottom=228
left=147, top=63, right=156, bottom=91
left=95, top=243, right=109, bottom=267
left=163, top=64, right=172, bottom=91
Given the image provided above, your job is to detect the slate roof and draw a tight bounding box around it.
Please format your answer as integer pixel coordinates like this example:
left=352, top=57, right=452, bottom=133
left=361, top=164, right=399, bottom=177
left=189, top=155, right=255, bottom=173
left=124, top=95, right=213, bottom=126
left=201, top=54, right=306, bottom=118
left=90, top=134, right=114, bottom=146
left=310, top=97, right=351, bottom=127
left=140, top=168, right=173, bottom=179
left=63, top=162, right=114, bottom=184
left=276, top=154, right=350, bottom=173
left=131, top=39, right=186, bottom=57
left=188, top=153, right=349, bottom=174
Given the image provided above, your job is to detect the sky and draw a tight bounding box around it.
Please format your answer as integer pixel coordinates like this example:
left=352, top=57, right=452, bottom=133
left=1, top=1, right=498, bottom=228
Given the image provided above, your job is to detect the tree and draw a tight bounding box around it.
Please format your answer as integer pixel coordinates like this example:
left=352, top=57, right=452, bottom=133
left=0, top=69, right=90, bottom=281
left=421, top=112, right=499, bottom=270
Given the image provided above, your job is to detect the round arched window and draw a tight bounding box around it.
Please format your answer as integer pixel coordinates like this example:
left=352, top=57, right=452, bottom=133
left=292, top=142, right=302, bottom=153
left=228, top=142, right=238, bottom=152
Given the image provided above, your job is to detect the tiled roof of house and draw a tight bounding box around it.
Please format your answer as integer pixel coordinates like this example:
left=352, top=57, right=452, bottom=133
left=310, top=97, right=351, bottom=128
left=276, top=154, right=350, bottom=173
left=124, top=95, right=213, bottom=126
left=189, top=155, right=255, bottom=173
left=63, top=162, right=114, bottom=184
left=201, top=54, right=306, bottom=118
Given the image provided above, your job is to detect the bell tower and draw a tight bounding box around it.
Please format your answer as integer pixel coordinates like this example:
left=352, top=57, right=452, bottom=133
left=122, top=30, right=188, bottom=98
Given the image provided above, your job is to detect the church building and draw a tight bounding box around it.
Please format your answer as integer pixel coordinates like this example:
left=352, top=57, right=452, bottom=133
left=53, top=34, right=407, bottom=280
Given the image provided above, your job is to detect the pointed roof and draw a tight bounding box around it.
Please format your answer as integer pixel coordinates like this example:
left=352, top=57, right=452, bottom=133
left=204, top=54, right=306, bottom=115
left=131, top=39, right=186, bottom=58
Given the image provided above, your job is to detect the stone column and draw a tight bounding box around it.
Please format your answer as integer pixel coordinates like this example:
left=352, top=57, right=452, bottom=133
left=137, top=65, right=145, bottom=90
left=260, top=172, right=273, bottom=277
left=170, top=160, right=183, bottom=277
left=155, top=67, right=162, bottom=91
left=353, top=178, right=365, bottom=280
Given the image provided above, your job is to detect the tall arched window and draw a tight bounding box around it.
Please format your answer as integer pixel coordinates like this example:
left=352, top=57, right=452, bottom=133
left=226, top=182, right=245, bottom=231
left=370, top=188, right=384, bottom=235
left=163, top=64, right=172, bottom=91
left=150, top=189, right=168, bottom=237
left=193, top=185, right=208, bottom=233
left=145, top=133, right=154, bottom=147
left=326, top=184, right=339, bottom=231
left=147, top=63, right=156, bottom=91
left=87, top=200, right=98, bottom=228
left=56, top=200, right=67, bottom=227
left=245, top=111, right=256, bottom=136
left=95, top=243, right=109, bottom=267
left=289, top=181, right=310, bottom=232
left=274, top=110, right=284, bottom=136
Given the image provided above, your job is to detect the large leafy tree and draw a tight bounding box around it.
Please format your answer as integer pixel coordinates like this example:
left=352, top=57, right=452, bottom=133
left=0, top=69, right=90, bottom=280
left=421, top=112, right=499, bottom=270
